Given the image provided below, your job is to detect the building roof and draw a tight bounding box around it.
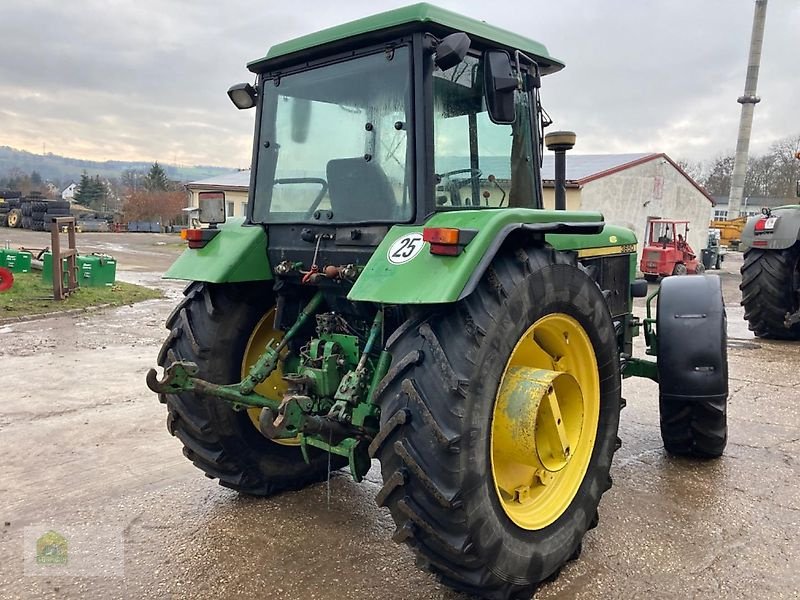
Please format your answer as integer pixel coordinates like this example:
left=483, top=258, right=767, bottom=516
left=186, top=170, right=250, bottom=190
left=543, top=152, right=713, bottom=204
left=712, top=195, right=796, bottom=209
left=541, top=153, right=652, bottom=182
left=248, top=3, right=564, bottom=74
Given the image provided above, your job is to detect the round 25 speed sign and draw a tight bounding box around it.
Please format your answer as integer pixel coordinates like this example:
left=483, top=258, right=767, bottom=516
left=387, top=233, right=425, bottom=265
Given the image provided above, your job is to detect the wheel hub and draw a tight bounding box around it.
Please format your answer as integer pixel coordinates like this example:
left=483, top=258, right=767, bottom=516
left=490, top=313, right=599, bottom=530
left=493, top=367, right=583, bottom=478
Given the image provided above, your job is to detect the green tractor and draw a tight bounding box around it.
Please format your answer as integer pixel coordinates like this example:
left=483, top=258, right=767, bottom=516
left=147, top=4, right=728, bottom=597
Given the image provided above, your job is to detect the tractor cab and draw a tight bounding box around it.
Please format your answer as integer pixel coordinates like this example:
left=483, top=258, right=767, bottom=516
left=216, top=3, right=567, bottom=279
left=640, top=219, right=702, bottom=279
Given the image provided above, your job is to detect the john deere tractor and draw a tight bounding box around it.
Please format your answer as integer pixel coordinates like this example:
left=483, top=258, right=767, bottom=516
left=147, top=4, right=728, bottom=597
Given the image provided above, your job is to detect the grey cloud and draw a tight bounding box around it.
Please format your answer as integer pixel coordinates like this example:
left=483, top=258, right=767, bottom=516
left=0, top=0, right=796, bottom=167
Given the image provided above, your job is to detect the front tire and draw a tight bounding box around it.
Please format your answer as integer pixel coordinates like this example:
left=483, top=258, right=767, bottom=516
left=371, top=247, right=621, bottom=599
left=157, top=281, right=335, bottom=495
left=740, top=245, right=800, bottom=340
left=657, top=275, right=728, bottom=458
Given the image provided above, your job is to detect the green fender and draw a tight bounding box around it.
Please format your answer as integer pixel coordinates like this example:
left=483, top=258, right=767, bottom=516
left=164, top=218, right=272, bottom=283
left=347, top=209, right=637, bottom=304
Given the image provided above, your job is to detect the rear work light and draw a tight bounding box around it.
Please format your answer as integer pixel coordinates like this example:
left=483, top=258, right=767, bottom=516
left=422, top=227, right=478, bottom=256
left=180, top=227, right=219, bottom=249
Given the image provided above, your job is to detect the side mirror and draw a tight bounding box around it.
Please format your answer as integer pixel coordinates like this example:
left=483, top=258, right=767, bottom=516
left=434, top=32, right=471, bottom=71
left=484, top=50, right=517, bottom=124
left=227, top=83, right=257, bottom=110
left=198, top=191, right=226, bottom=226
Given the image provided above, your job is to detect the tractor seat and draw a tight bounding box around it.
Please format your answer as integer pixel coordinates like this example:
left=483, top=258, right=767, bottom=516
left=326, top=158, right=397, bottom=222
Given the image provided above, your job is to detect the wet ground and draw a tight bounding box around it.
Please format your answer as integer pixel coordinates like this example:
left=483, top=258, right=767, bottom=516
left=0, top=231, right=797, bottom=599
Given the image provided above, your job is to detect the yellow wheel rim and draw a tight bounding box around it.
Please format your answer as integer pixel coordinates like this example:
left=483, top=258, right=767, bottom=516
left=241, top=308, right=299, bottom=446
left=491, top=313, right=599, bottom=530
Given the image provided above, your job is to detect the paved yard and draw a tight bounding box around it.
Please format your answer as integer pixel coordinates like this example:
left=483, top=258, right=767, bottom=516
left=0, top=231, right=797, bottom=599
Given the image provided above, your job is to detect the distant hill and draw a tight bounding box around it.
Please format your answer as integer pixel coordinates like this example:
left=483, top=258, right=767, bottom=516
left=0, top=146, right=238, bottom=185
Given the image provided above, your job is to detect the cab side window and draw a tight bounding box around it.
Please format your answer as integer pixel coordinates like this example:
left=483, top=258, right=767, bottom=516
left=432, top=54, right=535, bottom=209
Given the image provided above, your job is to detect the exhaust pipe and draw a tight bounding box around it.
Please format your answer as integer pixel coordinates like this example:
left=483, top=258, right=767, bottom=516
left=545, top=131, right=576, bottom=210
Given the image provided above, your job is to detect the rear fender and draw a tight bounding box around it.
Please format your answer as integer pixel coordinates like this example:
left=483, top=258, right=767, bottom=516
left=347, top=208, right=628, bottom=304
left=164, top=218, right=272, bottom=283
left=740, top=206, right=800, bottom=250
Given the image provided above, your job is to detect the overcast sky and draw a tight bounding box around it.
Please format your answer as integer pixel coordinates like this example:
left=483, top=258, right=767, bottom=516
left=0, top=0, right=796, bottom=169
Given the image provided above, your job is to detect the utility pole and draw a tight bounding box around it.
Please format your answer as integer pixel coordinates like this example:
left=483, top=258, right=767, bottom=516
left=728, top=0, right=768, bottom=220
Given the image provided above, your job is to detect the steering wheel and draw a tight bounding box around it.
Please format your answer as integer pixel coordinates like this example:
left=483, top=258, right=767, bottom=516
left=271, top=178, right=328, bottom=219
left=437, top=168, right=482, bottom=207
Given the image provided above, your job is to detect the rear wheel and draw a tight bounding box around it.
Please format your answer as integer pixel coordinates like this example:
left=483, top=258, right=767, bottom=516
left=672, top=263, right=687, bottom=276
left=740, top=245, right=800, bottom=340
left=157, top=281, right=336, bottom=495
left=371, top=247, right=621, bottom=599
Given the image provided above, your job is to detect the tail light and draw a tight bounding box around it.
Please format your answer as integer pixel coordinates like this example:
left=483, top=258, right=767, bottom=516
left=422, top=227, right=477, bottom=256
left=180, top=228, right=219, bottom=249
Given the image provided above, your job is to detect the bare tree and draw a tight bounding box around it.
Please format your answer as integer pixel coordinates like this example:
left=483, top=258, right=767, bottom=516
left=676, top=158, right=705, bottom=184
left=767, top=135, right=800, bottom=197
left=701, top=154, right=735, bottom=196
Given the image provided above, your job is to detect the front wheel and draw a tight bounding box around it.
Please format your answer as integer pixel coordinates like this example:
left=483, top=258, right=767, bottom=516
left=657, top=275, right=728, bottom=457
left=371, top=247, right=621, bottom=599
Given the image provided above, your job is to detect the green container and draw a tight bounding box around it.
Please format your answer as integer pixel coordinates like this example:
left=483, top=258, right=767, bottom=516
left=0, top=249, right=33, bottom=273
left=42, top=252, right=117, bottom=287
left=77, top=254, right=116, bottom=287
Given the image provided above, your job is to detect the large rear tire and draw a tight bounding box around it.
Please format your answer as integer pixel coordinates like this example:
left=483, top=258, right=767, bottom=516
left=371, top=247, right=621, bottom=599
left=657, top=275, right=728, bottom=458
left=157, top=281, right=336, bottom=495
left=740, top=245, right=800, bottom=340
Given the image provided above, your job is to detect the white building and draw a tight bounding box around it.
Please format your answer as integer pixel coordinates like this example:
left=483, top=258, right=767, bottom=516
left=542, top=153, right=714, bottom=258
left=61, top=182, right=78, bottom=202
left=186, top=171, right=250, bottom=218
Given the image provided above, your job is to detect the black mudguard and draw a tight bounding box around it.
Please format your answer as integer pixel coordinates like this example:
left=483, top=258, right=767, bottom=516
left=657, top=275, right=728, bottom=404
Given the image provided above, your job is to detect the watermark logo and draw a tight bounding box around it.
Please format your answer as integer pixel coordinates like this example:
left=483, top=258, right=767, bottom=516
left=35, top=530, right=68, bottom=566
left=24, top=524, right=124, bottom=577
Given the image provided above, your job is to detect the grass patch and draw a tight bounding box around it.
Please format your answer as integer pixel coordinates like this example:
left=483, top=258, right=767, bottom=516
left=0, top=272, right=161, bottom=320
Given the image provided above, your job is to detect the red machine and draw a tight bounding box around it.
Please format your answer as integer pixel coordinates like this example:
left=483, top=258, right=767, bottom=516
left=0, top=267, right=13, bottom=292
left=640, top=219, right=703, bottom=280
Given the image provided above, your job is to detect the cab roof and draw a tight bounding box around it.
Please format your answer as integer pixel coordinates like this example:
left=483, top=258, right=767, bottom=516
left=248, top=3, right=565, bottom=74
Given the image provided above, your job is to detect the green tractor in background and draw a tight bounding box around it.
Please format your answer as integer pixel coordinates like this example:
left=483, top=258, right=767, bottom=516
left=147, top=4, right=729, bottom=597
